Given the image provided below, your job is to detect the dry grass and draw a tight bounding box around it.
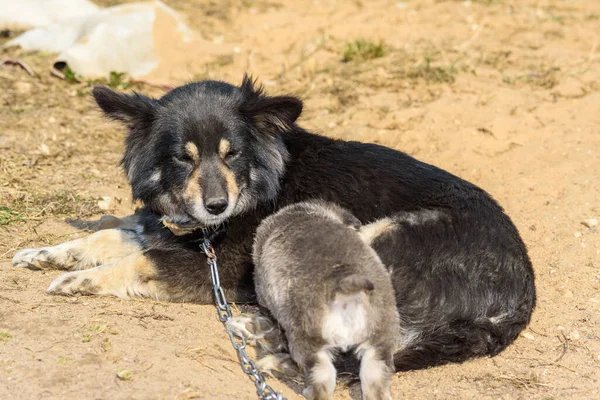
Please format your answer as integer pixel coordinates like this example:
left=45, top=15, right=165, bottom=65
left=2, top=191, right=101, bottom=223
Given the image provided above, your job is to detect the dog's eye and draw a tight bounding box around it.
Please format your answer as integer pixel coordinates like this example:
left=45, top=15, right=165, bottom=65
left=224, top=149, right=239, bottom=161
left=173, top=155, right=193, bottom=168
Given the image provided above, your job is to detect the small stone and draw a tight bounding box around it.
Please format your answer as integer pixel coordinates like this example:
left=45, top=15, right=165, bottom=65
left=522, top=332, right=535, bottom=340
left=97, top=196, right=113, bottom=211
left=574, top=231, right=582, bottom=238
left=563, top=290, right=573, bottom=298
left=48, top=116, right=56, bottom=124
left=40, top=143, right=50, bottom=155
left=581, top=218, right=598, bottom=229
left=567, top=330, right=580, bottom=340
left=590, top=298, right=599, bottom=304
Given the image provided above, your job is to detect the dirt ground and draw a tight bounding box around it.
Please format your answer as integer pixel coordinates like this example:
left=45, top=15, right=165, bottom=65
left=1, top=0, right=599, bottom=399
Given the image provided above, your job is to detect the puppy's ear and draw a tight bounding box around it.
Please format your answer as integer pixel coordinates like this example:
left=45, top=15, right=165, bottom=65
left=240, top=74, right=303, bottom=134
left=92, top=86, right=156, bottom=126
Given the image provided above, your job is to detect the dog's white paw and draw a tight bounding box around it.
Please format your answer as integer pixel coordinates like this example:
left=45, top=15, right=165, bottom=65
left=13, top=248, right=55, bottom=269
left=256, top=353, right=299, bottom=378
left=47, top=270, right=101, bottom=296
left=227, top=314, right=264, bottom=343
left=227, top=313, right=279, bottom=343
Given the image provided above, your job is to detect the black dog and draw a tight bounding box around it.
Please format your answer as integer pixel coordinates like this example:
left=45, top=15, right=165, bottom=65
left=13, top=75, right=536, bottom=370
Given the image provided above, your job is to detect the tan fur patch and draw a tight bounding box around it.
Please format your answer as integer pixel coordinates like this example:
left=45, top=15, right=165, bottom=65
left=184, top=142, right=200, bottom=164
left=218, top=138, right=231, bottom=159
left=13, top=228, right=142, bottom=271
left=359, top=218, right=396, bottom=245
left=86, top=229, right=142, bottom=258
left=183, top=164, right=202, bottom=201
left=219, top=163, right=239, bottom=200
left=183, top=142, right=202, bottom=201
left=47, top=252, right=169, bottom=300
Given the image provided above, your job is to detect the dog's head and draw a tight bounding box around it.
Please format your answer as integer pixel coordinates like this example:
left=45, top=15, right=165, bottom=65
left=93, top=75, right=302, bottom=227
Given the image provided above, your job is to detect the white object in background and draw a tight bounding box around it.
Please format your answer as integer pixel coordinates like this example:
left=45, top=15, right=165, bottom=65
left=3, top=1, right=219, bottom=83
left=0, top=0, right=99, bottom=30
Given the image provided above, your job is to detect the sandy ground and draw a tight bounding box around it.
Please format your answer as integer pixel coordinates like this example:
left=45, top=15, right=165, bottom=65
left=1, top=0, right=599, bottom=399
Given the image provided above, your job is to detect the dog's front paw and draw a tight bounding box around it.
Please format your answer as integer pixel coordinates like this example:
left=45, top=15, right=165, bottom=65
left=227, top=314, right=271, bottom=342
left=47, top=271, right=100, bottom=296
left=13, top=248, right=54, bottom=270
left=227, top=313, right=284, bottom=351
left=13, top=244, right=81, bottom=270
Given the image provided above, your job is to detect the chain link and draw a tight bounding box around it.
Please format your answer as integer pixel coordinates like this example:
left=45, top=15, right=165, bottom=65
left=201, top=238, right=286, bottom=400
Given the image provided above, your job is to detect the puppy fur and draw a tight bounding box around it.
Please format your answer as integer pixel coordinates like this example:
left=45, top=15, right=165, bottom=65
left=252, top=201, right=398, bottom=400
left=13, top=75, right=536, bottom=371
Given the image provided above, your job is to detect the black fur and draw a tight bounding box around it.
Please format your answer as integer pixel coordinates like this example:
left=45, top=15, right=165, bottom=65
left=92, top=75, right=536, bottom=371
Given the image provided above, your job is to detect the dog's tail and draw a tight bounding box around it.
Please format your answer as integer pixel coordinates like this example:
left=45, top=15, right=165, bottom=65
left=336, top=273, right=374, bottom=295
left=393, top=313, right=529, bottom=371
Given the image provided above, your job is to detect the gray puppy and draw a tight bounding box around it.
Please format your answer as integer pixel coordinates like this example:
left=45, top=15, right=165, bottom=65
left=251, top=201, right=399, bottom=400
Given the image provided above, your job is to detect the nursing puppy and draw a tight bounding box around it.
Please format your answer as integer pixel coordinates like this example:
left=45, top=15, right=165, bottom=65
left=252, top=201, right=398, bottom=400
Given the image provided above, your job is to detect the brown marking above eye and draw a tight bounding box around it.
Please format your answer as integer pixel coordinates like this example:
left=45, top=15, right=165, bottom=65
left=218, top=138, right=231, bottom=159
left=184, top=142, right=200, bottom=164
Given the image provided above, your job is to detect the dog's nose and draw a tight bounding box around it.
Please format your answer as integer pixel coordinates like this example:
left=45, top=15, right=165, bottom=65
left=205, top=198, right=228, bottom=215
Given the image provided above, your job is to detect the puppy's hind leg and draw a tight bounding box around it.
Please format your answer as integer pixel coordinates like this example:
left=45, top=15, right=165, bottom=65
left=357, top=344, right=394, bottom=400
left=301, top=348, right=337, bottom=400
left=13, top=228, right=143, bottom=271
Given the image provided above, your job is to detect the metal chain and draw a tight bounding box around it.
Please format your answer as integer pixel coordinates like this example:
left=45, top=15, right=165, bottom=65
left=201, top=238, right=286, bottom=400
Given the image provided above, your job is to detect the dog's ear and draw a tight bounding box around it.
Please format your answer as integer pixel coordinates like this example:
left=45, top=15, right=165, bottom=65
left=240, top=74, right=303, bottom=134
left=92, top=86, right=156, bottom=126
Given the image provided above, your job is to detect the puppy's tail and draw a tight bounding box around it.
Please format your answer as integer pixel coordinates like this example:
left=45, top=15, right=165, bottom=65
left=336, top=274, right=374, bottom=294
